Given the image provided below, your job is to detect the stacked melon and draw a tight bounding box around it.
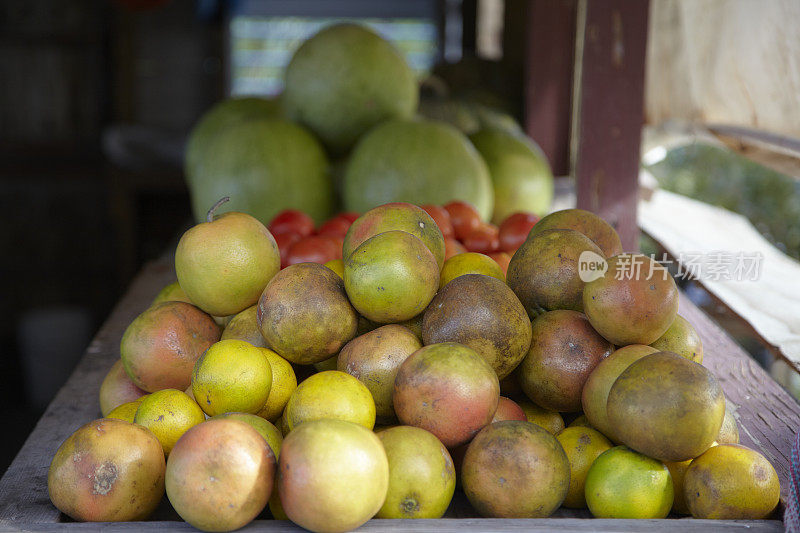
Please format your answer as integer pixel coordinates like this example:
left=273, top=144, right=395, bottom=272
left=185, top=23, right=554, bottom=227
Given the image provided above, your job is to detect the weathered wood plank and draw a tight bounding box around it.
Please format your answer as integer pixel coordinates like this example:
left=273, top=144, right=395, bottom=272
left=0, top=260, right=176, bottom=523
left=0, top=518, right=783, bottom=532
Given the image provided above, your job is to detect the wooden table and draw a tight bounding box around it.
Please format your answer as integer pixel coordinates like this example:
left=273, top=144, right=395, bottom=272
left=0, top=257, right=796, bottom=531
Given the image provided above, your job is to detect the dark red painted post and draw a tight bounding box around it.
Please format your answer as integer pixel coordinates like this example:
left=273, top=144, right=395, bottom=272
left=574, top=0, right=650, bottom=251
left=523, top=0, right=578, bottom=178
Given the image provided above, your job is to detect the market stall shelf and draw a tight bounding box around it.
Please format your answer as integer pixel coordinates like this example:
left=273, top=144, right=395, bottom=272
left=0, top=257, right=796, bottom=531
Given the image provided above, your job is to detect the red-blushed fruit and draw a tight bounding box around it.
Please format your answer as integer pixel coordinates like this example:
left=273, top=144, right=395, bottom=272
left=318, top=215, right=353, bottom=239
left=268, top=209, right=315, bottom=237
left=421, top=204, right=455, bottom=239
left=338, top=212, right=361, bottom=223
left=274, top=232, right=302, bottom=268
left=165, top=419, right=276, bottom=532
left=286, top=235, right=342, bottom=266
left=120, top=301, right=220, bottom=393
left=48, top=418, right=165, bottom=522
left=444, top=238, right=467, bottom=260
left=488, top=252, right=511, bottom=276
left=462, top=223, right=500, bottom=254
left=393, top=342, right=499, bottom=448
left=492, top=396, right=527, bottom=423
left=445, top=200, right=482, bottom=240
left=462, top=421, right=570, bottom=517
left=499, top=212, right=539, bottom=253
left=278, top=419, right=389, bottom=533
left=99, top=359, right=148, bottom=417
left=342, top=202, right=446, bottom=269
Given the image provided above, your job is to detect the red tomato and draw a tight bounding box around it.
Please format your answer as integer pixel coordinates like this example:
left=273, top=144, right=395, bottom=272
left=462, top=224, right=500, bottom=254
left=488, top=252, right=511, bottom=276
left=285, top=235, right=342, bottom=266
left=274, top=232, right=302, bottom=269
left=317, top=216, right=352, bottom=239
left=421, top=205, right=454, bottom=239
left=444, top=238, right=467, bottom=260
left=444, top=201, right=482, bottom=241
left=338, top=212, right=361, bottom=224
left=498, top=212, right=540, bottom=253
left=268, top=209, right=315, bottom=237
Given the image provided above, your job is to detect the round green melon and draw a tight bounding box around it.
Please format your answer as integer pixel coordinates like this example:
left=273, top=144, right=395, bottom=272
left=185, top=96, right=283, bottom=186
left=469, top=128, right=553, bottom=223
left=343, top=118, right=494, bottom=220
left=283, top=23, right=418, bottom=154
left=186, top=118, right=333, bottom=225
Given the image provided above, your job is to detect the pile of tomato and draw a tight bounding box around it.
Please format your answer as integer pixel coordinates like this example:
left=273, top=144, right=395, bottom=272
left=268, top=202, right=539, bottom=275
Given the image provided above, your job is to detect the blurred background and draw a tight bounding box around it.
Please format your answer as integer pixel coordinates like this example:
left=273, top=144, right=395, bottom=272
left=1, top=0, right=799, bottom=473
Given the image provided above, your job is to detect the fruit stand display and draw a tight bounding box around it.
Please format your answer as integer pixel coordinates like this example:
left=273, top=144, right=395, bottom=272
left=1, top=15, right=798, bottom=533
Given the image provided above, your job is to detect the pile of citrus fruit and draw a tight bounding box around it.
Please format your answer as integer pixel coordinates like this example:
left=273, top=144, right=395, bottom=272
left=48, top=199, right=781, bottom=532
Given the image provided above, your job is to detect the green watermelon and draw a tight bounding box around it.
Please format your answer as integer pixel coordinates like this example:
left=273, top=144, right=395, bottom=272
left=186, top=118, right=333, bottom=225
left=343, top=118, right=494, bottom=220
left=469, top=128, right=554, bottom=223
left=283, top=23, right=418, bottom=155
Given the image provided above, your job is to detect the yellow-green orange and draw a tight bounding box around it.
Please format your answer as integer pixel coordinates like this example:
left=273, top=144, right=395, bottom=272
left=191, top=339, right=272, bottom=416
left=555, top=426, right=613, bottom=508
left=651, top=314, right=704, bottom=363
left=134, top=389, right=205, bottom=455
left=258, top=263, right=358, bottom=364
left=507, top=229, right=603, bottom=316
left=344, top=230, right=439, bottom=323
left=285, top=370, right=376, bottom=430
left=175, top=210, right=280, bottom=317
left=528, top=208, right=622, bottom=257
left=213, top=412, right=282, bottom=459
left=581, top=344, right=657, bottom=442
left=278, top=419, right=389, bottom=533
left=583, top=253, right=679, bottom=345
left=107, top=398, right=146, bottom=423
left=439, top=252, right=505, bottom=289
left=324, top=259, right=345, bottom=279
left=423, top=274, right=531, bottom=379
left=684, top=444, right=779, bottom=519
left=607, top=351, right=725, bottom=462
left=151, top=281, right=192, bottom=306
left=48, top=418, right=165, bottom=522
left=120, top=301, right=219, bottom=393
left=338, top=324, right=421, bottom=422
left=393, top=343, right=499, bottom=448
left=462, top=421, right=570, bottom=518
left=342, top=202, right=445, bottom=269
left=221, top=305, right=267, bottom=348
left=376, top=426, right=456, bottom=518
left=165, top=418, right=275, bottom=532
left=517, top=400, right=564, bottom=435
left=585, top=446, right=673, bottom=518
left=256, top=348, right=297, bottom=422
left=717, top=401, right=740, bottom=444
left=99, top=359, right=147, bottom=416
left=664, top=458, right=693, bottom=515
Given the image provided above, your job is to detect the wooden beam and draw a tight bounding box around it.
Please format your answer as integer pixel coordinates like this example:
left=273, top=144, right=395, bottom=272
left=523, top=0, right=578, bottom=177
left=574, top=0, right=649, bottom=252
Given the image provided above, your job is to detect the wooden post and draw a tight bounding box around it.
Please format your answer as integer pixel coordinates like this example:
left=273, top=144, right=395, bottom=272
left=523, top=0, right=578, bottom=177
left=574, top=0, right=649, bottom=251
